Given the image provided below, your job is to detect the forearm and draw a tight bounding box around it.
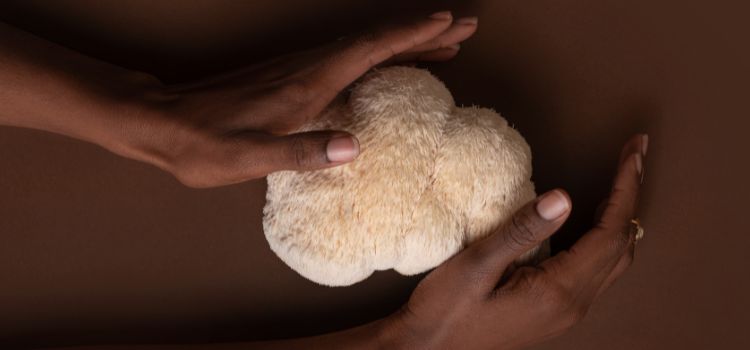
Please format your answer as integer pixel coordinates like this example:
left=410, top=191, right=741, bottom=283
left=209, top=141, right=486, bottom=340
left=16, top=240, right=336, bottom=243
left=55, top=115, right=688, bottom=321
left=246, top=317, right=400, bottom=350
left=0, top=20, right=171, bottom=167
left=51, top=317, right=406, bottom=350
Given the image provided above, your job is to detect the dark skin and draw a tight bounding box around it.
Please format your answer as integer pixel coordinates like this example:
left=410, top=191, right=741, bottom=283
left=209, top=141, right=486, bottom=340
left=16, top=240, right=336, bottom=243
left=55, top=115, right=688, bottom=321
left=0, top=11, right=477, bottom=187
left=0, top=11, right=648, bottom=350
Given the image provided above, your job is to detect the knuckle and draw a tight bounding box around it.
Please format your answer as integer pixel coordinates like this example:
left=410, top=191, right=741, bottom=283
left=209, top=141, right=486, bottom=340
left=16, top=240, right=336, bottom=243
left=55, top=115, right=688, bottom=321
left=559, top=304, right=589, bottom=330
left=611, top=221, right=634, bottom=252
left=532, top=276, right=590, bottom=330
left=505, top=210, right=541, bottom=250
left=351, top=30, right=396, bottom=65
left=610, top=182, right=628, bottom=198
left=280, top=80, right=315, bottom=107
left=351, top=32, right=379, bottom=53
left=448, top=248, right=490, bottom=282
left=463, top=264, right=497, bottom=287
left=511, top=267, right=543, bottom=293
left=288, top=134, right=312, bottom=169
left=401, top=26, right=420, bottom=50
left=536, top=279, right=576, bottom=315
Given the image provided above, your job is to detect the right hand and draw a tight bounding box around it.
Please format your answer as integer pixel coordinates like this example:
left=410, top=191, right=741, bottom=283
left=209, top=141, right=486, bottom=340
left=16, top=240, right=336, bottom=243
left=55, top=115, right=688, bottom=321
left=381, top=134, right=647, bottom=350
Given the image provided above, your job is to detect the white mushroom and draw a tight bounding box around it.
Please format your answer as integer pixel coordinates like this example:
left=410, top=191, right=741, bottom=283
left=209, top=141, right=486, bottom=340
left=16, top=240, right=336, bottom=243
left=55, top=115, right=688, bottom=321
left=263, top=66, right=545, bottom=286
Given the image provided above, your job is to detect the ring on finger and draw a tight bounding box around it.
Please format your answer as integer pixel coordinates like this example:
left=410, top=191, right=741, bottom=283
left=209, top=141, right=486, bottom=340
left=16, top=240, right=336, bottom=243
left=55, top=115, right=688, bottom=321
left=630, top=218, right=645, bottom=244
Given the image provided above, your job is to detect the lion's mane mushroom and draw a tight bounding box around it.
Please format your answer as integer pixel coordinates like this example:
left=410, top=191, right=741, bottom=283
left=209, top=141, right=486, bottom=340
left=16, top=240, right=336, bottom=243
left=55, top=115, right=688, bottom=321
left=263, top=66, right=546, bottom=286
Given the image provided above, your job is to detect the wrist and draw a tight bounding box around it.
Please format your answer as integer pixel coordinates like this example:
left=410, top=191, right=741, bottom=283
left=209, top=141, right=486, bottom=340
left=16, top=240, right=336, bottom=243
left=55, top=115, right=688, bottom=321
left=373, top=310, right=417, bottom=350
left=0, top=21, right=193, bottom=175
left=96, top=72, right=188, bottom=172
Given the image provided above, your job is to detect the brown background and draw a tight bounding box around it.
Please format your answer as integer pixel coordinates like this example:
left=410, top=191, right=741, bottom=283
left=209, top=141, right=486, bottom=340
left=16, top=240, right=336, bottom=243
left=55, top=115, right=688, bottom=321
left=1, top=1, right=748, bottom=349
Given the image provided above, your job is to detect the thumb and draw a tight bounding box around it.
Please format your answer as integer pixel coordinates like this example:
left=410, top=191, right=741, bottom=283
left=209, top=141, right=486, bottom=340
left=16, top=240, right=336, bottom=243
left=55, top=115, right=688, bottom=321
left=454, top=189, right=572, bottom=292
left=242, top=130, right=360, bottom=177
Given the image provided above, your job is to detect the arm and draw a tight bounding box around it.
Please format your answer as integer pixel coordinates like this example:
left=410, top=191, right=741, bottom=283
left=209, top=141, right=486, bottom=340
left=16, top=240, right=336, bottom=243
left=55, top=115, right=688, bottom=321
left=54, top=319, right=399, bottom=350
left=3, top=12, right=648, bottom=350
left=0, top=20, right=169, bottom=166
left=53, top=134, right=647, bottom=350
left=0, top=12, right=477, bottom=187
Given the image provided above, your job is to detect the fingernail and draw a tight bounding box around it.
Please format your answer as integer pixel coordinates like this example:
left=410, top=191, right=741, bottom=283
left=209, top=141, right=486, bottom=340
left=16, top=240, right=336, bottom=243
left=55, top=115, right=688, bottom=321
left=536, top=190, right=570, bottom=221
left=635, top=153, right=643, bottom=176
left=637, top=152, right=645, bottom=184
left=326, top=135, right=359, bottom=163
left=642, top=134, right=649, bottom=157
left=456, top=16, right=478, bottom=25
left=429, top=11, right=452, bottom=20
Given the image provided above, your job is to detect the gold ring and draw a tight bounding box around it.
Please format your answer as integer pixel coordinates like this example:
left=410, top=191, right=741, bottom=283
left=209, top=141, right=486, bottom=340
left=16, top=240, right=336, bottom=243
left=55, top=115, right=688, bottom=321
left=630, top=218, right=644, bottom=243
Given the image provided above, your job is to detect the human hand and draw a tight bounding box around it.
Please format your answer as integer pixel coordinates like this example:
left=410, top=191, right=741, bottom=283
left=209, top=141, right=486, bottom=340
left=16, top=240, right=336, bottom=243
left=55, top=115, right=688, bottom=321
left=122, top=11, right=478, bottom=188
left=380, top=134, right=648, bottom=349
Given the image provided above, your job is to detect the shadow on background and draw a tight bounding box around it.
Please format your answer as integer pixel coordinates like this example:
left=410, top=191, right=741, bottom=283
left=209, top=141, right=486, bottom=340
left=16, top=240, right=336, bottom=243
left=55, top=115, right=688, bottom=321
left=0, top=0, right=474, bottom=83
left=0, top=0, right=666, bottom=348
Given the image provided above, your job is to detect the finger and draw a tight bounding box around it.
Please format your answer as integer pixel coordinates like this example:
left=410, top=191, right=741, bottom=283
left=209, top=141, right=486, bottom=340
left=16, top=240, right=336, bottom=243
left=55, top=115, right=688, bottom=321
left=592, top=196, right=608, bottom=225
left=540, top=134, right=645, bottom=298
left=229, top=130, right=360, bottom=181
left=384, top=46, right=461, bottom=65
left=400, top=17, right=478, bottom=54
left=451, top=189, right=572, bottom=292
left=618, top=134, right=648, bottom=166
left=596, top=136, right=649, bottom=296
left=595, top=238, right=636, bottom=297
left=599, top=135, right=644, bottom=231
left=309, top=11, right=454, bottom=97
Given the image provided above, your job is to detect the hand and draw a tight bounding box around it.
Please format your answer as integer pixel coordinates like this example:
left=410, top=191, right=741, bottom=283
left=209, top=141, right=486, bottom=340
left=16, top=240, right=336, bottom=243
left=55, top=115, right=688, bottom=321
left=381, top=134, right=648, bottom=350
left=0, top=11, right=476, bottom=188
left=125, top=11, right=478, bottom=187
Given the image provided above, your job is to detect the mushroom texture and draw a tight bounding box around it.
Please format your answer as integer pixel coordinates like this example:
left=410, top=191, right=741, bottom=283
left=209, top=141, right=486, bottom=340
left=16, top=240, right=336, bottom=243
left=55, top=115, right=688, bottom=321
left=263, top=66, right=545, bottom=286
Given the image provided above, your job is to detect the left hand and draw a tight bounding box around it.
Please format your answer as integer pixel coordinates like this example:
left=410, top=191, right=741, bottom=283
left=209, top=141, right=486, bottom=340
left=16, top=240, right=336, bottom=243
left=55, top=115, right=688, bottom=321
left=123, top=11, right=478, bottom=187
left=378, top=134, right=647, bottom=350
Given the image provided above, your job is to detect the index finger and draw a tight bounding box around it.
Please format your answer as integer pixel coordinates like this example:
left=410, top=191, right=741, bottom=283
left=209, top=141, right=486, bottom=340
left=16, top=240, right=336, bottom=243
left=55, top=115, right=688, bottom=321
left=308, top=11, right=454, bottom=99
left=539, top=134, right=645, bottom=297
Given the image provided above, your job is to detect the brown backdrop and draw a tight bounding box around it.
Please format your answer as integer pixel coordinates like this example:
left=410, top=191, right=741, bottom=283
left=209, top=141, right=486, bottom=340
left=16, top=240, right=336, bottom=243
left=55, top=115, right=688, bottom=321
left=1, top=1, right=748, bottom=349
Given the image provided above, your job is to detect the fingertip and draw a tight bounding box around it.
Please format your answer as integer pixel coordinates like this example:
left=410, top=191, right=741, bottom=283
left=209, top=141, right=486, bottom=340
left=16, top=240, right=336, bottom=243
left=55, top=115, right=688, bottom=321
left=428, top=11, right=453, bottom=21
left=536, top=189, right=571, bottom=221
left=326, top=134, right=360, bottom=163
left=455, top=16, right=478, bottom=25
left=553, top=188, right=572, bottom=206
left=620, top=151, right=642, bottom=179
left=618, top=134, right=644, bottom=165
left=558, top=188, right=573, bottom=215
left=419, top=47, right=461, bottom=61
left=318, top=12, right=454, bottom=92
left=635, top=152, right=643, bottom=176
